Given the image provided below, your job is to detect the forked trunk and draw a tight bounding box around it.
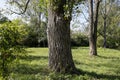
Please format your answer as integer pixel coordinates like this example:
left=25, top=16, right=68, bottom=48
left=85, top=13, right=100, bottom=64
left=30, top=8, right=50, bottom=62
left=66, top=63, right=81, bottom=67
left=89, top=0, right=101, bottom=56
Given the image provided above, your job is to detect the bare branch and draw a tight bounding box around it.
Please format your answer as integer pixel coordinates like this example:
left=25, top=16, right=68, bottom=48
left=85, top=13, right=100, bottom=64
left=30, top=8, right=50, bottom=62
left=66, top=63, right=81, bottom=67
left=81, top=10, right=89, bottom=22
left=10, top=0, right=30, bottom=15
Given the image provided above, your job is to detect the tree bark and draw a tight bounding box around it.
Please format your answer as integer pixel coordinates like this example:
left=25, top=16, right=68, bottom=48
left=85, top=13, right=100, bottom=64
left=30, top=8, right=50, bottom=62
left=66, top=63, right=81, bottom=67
left=103, top=0, right=107, bottom=48
left=89, top=0, right=101, bottom=56
left=103, top=16, right=107, bottom=48
left=47, top=1, right=76, bottom=73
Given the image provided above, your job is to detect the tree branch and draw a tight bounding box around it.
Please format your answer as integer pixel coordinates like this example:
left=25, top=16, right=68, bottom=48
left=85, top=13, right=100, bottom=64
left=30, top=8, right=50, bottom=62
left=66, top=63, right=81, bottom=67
left=10, top=0, right=30, bottom=15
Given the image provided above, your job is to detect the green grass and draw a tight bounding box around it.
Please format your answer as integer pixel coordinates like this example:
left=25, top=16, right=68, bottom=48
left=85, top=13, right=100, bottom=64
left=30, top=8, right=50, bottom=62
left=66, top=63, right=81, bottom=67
left=7, top=47, right=120, bottom=80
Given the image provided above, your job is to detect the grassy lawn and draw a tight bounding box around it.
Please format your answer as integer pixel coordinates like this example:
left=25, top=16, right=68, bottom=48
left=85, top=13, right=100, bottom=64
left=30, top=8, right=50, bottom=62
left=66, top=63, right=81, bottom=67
left=8, top=47, right=120, bottom=80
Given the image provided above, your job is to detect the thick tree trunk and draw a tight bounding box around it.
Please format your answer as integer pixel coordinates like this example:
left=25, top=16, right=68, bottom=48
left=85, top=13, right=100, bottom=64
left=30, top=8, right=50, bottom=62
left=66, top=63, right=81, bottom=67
left=89, top=0, right=101, bottom=56
left=47, top=1, right=76, bottom=73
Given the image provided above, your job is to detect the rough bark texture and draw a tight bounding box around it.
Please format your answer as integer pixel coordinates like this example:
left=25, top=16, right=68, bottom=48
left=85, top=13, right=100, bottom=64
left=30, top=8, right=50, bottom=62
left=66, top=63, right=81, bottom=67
left=89, top=0, right=101, bottom=56
left=47, top=1, right=76, bottom=73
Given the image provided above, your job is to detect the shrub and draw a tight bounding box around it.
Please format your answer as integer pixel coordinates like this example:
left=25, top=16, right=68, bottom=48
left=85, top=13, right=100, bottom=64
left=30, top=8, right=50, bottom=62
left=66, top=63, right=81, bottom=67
left=0, top=21, right=27, bottom=79
left=71, top=32, right=89, bottom=47
left=97, top=35, right=120, bottom=49
left=97, top=36, right=104, bottom=47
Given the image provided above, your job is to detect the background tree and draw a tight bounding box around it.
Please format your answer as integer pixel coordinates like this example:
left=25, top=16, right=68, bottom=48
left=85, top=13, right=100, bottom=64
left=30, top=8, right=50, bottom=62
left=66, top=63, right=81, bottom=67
left=97, top=0, right=120, bottom=48
left=8, top=0, right=47, bottom=47
left=88, top=0, right=101, bottom=56
left=99, top=0, right=113, bottom=48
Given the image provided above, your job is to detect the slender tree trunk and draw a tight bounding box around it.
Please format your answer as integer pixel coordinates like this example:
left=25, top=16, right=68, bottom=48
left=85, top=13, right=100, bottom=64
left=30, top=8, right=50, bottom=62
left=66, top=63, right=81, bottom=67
left=38, top=12, right=41, bottom=47
left=103, top=17, right=107, bottom=48
left=89, top=0, right=101, bottom=56
left=89, top=0, right=96, bottom=55
left=47, top=1, right=76, bottom=73
left=103, top=0, right=107, bottom=48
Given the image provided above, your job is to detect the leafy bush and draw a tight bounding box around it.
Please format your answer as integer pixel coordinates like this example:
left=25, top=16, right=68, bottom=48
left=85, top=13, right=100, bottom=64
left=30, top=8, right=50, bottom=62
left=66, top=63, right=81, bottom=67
left=22, top=21, right=47, bottom=47
left=0, top=20, right=27, bottom=79
left=71, top=32, right=89, bottom=47
left=97, top=36, right=104, bottom=47
left=97, top=34, right=120, bottom=48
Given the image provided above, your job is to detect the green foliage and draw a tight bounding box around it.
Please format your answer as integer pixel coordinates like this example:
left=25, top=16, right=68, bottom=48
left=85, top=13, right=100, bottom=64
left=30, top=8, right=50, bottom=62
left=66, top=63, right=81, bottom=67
left=97, top=19, right=120, bottom=48
left=9, top=0, right=48, bottom=47
left=71, top=32, right=89, bottom=46
left=97, top=1, right=120, bottom=48
left=0, top=20, right=27, bottom=79
left=39, top=0, right=47, bottom=16
left=97, top=36, right=104, bottom=47
left=47, top=0, right=75, bottom=20
left=0, top=17, right=10, bottom=24
left=23, top=21, right=47, bottom=47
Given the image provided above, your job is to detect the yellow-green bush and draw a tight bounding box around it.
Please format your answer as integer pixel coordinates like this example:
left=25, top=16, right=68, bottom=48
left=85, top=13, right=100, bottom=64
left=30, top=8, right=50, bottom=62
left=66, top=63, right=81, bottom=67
left=0, top=20, right=27, bottom=79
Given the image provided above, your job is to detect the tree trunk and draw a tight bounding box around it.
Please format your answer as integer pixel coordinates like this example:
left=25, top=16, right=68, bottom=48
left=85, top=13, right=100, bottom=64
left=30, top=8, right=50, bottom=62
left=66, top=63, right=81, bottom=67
left=103, top=0, right=107, bottom=48
left=89, top=0, right=101, bottom=56
left=47, top=1, right=76, bottom=73
left=89, top=0, right=96, bottom=55
left=103, top=17, right=107, bottom=48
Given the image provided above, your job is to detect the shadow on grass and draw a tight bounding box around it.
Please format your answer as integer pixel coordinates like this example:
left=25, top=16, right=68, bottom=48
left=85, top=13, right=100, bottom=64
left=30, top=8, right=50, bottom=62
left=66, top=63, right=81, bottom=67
left=97, top=55, right=120, bottom=60
left=72, top=47, right=89, bottom=50
left=74, top=58, right=120, bottom=79
left=74, top=60, right=88, bottom=66
left=18, top=55, right=48, bottom=61
left=11, top=60, right=120, bottom=80
left=12, top=64, right=49, bottom=75
left=78, top=69, right=120, bottom=80
left=71, top=47, right=79, bottom=49
left=11, top=49, right=49, bottom=76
